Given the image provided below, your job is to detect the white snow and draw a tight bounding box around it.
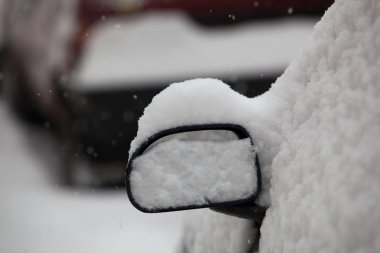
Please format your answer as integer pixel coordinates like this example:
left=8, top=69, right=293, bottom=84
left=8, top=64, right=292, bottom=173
left=0, top=100, right=184, bottom=253
left=259, top=0, right=380, bottom=252
left=129, top=78, right=283, bottom=207
left=130, top=138, right=257, bottom=210
left=68, top=12, right=316, bottom=91
left=129, top=0, right=380, bottom=252
left=180, top=209, right=258, bottom=253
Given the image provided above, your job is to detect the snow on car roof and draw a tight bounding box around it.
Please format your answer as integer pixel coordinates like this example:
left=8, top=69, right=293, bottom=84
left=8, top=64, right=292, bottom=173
left=68, top=11, right=316, bottom=91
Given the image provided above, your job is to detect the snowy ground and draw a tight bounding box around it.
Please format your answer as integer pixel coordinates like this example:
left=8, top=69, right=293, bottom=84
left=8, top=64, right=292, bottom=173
left=0, top=99, right=184, bottom=253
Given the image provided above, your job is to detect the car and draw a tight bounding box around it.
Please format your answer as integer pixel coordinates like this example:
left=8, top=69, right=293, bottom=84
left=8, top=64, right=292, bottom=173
left=125, top=0, right=380, bottom=252
left=62, top=10, right=321, bottom=184
left=0, top=0, right=331, bottom=185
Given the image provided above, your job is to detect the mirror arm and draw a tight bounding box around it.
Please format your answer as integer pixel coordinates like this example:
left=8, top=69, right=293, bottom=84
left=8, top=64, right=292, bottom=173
left=211, top=203, right=266, bottom=252
left=210, top=203, right=267, bottom=222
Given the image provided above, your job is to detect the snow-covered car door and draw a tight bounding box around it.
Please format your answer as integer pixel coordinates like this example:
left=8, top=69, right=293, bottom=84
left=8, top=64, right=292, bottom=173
left=126, top=0, right=380, bottom=252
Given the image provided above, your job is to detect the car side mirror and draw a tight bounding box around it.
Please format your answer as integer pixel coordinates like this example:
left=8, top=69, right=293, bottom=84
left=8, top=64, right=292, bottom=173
left=126, top=124, right=262, bottom=213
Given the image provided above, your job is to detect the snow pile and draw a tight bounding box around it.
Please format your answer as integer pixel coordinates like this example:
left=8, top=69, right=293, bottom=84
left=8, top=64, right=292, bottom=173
left=130, top=79, right=250, bottom=155
left=130, top=138, right=257, bottom=210
left=130, top=78, right=283, bottom=207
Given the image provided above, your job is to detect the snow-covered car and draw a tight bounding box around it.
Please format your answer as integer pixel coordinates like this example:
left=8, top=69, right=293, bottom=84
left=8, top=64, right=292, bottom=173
left=125, top=0, right=380, bottom=252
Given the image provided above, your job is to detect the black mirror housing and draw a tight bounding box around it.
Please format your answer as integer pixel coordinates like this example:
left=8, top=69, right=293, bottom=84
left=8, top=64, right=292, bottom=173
left=126, top=124, right=262, bottom=213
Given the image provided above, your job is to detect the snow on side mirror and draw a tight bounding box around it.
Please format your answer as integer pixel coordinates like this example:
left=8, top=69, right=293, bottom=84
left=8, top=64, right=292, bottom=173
left=126, top=124, right=261, bottom=213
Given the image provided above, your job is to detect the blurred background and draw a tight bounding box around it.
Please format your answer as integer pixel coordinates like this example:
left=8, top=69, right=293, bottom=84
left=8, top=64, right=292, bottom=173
left=0, top=0, right=333, bottom=252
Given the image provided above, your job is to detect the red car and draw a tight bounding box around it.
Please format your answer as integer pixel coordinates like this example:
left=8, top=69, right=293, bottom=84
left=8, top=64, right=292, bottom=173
left=0, top=0, right=333, bottom=185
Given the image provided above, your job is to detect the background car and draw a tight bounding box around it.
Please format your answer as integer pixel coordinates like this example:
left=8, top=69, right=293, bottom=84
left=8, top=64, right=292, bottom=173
left=0, top=0, right=333, bottom=185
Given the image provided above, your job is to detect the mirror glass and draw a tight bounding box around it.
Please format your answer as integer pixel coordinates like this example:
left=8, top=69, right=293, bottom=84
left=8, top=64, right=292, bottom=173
left=127, top=129, right=259, bottom=212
